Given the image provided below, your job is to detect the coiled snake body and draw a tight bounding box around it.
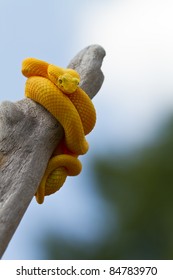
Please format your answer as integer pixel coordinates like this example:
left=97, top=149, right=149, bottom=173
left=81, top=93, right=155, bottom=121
left=22, top=58, right=96, bottom=204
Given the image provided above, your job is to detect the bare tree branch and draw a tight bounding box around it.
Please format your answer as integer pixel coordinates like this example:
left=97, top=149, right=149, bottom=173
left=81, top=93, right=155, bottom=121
left=0, top=44, right=106, bottom=258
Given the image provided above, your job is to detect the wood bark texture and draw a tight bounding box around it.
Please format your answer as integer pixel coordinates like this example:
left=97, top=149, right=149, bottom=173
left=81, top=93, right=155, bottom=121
left=0, top=44, right=105, bottom=257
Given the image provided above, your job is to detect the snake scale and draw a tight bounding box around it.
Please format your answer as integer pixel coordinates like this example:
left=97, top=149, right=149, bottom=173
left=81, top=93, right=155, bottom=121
left=22, top=58, right=96, bottom=204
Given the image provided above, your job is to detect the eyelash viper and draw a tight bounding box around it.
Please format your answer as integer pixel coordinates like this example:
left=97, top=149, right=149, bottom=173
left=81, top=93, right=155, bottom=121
left=22, top=58, right=96, bottom=204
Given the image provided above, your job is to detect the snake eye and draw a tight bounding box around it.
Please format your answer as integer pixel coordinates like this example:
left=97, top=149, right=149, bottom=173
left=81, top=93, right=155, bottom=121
left=59, top=79, right=62, bottom=84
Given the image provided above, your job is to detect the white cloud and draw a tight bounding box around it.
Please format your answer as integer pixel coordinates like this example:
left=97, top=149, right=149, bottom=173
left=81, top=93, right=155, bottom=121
left=78, top=0, right=173, bottom=151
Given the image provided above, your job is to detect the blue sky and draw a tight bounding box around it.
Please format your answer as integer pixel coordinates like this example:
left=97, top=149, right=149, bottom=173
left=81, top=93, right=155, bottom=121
left=1, top=0, right=173, bottom=259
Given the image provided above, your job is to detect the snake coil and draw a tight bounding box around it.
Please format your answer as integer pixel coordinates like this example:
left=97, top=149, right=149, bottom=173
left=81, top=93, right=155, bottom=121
left=22, top=58, right=96, bottom=204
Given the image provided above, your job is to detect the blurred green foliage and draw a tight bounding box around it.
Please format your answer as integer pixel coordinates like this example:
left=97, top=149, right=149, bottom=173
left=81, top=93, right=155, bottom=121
left=39, top=116, right=173, bottom=259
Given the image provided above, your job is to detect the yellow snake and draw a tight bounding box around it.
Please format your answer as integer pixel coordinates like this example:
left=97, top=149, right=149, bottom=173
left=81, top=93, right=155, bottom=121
left=22, top=58, right=96, bottom=204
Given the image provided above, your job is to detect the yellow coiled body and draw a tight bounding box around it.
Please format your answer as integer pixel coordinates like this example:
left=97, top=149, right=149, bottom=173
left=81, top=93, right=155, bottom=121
left=22, top=58, right=96, bottom=204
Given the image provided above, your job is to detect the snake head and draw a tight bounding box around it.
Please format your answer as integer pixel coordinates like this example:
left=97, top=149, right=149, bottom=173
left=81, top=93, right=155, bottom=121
left=48, top=65, right=80, bottom=94
left=57, top=73, right=80, bottom=94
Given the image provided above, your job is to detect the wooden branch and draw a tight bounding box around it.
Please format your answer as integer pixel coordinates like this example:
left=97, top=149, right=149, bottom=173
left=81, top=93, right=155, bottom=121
left=0, top=44, right=106, bottom=257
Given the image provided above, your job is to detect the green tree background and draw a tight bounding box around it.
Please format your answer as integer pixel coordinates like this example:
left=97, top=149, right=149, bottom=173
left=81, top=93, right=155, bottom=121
left=36, top=115, right=173, bottom=259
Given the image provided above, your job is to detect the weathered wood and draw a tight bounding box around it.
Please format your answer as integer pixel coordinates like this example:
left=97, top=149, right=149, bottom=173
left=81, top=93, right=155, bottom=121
left=0, top=44, right=105, bottom=257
